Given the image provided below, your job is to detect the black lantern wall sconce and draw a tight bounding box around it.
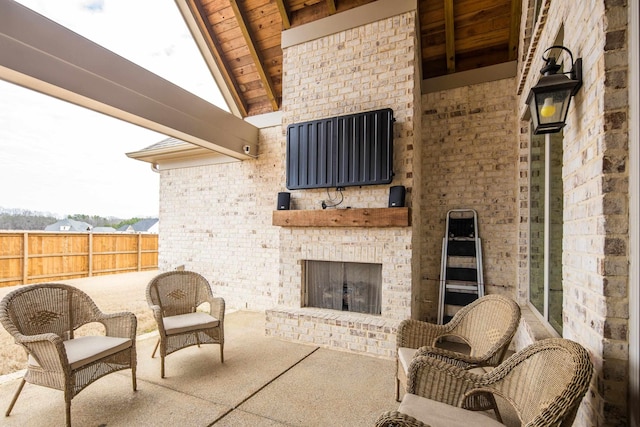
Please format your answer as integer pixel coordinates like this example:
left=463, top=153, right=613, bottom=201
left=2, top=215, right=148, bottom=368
left=526, top=45, right=582, bottom=134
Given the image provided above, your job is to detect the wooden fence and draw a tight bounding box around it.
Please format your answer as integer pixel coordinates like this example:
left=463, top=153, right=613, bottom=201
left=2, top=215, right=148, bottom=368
left=0, top=231, right=158, bottom=287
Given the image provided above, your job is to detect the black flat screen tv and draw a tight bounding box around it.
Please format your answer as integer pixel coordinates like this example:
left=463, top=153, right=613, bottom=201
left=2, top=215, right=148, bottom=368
left=286, top=108, right=394, bottom=190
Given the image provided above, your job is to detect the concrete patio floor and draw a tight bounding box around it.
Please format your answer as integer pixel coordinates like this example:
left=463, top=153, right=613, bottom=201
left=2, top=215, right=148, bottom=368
left=0, top=272, right=399, bottom=426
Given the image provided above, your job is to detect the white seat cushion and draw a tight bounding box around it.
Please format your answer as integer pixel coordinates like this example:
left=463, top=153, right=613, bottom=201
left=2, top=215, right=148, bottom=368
left=29, top=336, right=132, bottom=371
left=65, top=336, right=132, bottom=370
left=163, top=312, right=219, bottom=335
left=398, top=393, right=503, bottom=427
left=398, top=347, right=417, bottom=374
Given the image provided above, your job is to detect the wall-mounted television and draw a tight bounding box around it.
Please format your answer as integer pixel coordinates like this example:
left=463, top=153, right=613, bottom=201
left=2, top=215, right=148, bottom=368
left=286, top=108, right=394, bottom=190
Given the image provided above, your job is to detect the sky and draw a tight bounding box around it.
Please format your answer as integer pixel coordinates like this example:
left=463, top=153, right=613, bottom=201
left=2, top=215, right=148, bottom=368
left=0, top=0, right=226, bottom=219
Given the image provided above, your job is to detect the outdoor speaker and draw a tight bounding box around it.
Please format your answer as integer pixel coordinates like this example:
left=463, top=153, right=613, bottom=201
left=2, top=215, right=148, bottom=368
left=277, top=192, right=291, bottom=210
left=388, top=186, right=405, bottom=207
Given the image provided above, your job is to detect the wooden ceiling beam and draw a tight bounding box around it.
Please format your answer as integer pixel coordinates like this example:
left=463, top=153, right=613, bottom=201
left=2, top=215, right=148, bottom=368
left=275, top=0, right=291, bottom=29
left=326, top=0, right=337, bottom=15
left=444, top=0, right=456, bottom=73
left=229, top=0, right=279, bottom=111
left=189, top=0, right=248, bottom=116
left=508, top=0, right=522, bottom=60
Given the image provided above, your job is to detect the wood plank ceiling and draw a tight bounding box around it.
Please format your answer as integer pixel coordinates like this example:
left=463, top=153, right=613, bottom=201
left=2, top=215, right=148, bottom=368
left=189, top=0, right=521, bottom=117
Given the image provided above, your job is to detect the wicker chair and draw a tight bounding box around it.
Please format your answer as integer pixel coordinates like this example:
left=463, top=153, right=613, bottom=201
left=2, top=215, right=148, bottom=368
left=376, top=338, right=594, bottom=427
left=146, top=270, right=225, bottom=378
left=395, top=294, right=520, bottom=401
left=0, top=283, right=137, bottom=427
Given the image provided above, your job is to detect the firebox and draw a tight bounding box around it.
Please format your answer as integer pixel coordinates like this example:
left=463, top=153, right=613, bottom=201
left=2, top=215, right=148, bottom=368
left=303, top=260, right=382, bottom=315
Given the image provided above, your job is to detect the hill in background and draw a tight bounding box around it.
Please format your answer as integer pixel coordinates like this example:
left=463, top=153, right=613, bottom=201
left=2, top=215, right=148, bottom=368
left=0, top=207, right=148, bottom=231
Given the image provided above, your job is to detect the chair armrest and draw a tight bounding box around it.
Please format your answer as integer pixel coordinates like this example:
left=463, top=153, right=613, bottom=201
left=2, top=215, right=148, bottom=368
left=396, top=319, right=451, bottom=349
left=99, top=311, right=137, bottom=340
left=148, top=304, right=166, bottom=335
left=406, top=355, right=482, bottom=406
left=14, top=332, right=67, bottom=371
left=415, top=346, right=489, bottom=369
left=374, top=411, right=430, bottom=427
left=207, top=297, right=225, bottom=322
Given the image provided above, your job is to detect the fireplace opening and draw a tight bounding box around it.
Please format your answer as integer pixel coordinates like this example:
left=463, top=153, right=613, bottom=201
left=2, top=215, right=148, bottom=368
left=303, top=260, right=382, bottom=315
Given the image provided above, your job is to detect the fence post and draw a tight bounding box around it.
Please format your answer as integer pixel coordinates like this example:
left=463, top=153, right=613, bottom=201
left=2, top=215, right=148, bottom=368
left=88, top=233, right=93, bottom=277
left=137, top=233, right=142, bottom=271
left=22, top=232, right=28, bottom=285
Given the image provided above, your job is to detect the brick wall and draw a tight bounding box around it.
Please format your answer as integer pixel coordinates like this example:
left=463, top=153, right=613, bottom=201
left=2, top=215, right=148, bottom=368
left=158, top=125, right=283, bottom=311
left=516, top=0, right=630, bottom=424
left=275, top=10, right=419, bottom=320
left=280, top=12, right=418, bottom=212
left=160, top=9, right=420, bottom=357
left=419, top=79, right=519, bottom=322
left=264, top=10, right=420, bottom=354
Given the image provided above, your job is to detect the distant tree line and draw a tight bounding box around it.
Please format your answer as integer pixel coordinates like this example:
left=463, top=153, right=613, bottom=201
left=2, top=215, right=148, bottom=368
left=0, top=207, right=147, bottom=231
left=0, top=208, right=58, bottom=230
left=66, top=214, right=143, bottom=230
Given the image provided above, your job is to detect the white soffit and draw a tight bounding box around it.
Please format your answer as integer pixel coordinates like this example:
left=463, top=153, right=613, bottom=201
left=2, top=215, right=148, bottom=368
left=244, top=111, right=283, bottom=129
left=0, top=0, right=258, bottom=160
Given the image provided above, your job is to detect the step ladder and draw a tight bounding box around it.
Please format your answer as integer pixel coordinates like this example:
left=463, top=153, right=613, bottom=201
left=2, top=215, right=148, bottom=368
left=437, top=209, right=484, bottom=324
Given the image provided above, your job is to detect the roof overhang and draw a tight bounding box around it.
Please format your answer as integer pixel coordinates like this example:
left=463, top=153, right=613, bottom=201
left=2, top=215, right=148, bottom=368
left=126, top=138, right=241, bottom=170
left=0, top=0, right=258, bottom=161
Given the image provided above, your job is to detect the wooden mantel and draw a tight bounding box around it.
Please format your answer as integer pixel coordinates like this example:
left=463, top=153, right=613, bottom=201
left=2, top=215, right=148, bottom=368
left=272, top=207, right=410, bottom=227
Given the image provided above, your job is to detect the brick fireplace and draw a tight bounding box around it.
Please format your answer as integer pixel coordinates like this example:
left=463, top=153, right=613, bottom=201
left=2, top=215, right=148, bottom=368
left=264, top=3, right=421, bottom=357
left=265, top=221, right=414, bottom=356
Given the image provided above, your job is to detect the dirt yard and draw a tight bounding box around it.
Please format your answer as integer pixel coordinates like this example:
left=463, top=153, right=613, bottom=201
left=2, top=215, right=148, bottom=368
left=0, top=271, right=160, bottom=376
